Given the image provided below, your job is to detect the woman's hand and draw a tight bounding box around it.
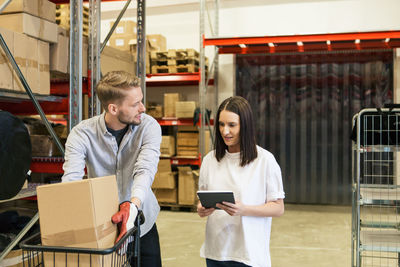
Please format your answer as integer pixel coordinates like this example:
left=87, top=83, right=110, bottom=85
left=197, top=201, right=215, bottom=217
left=216, top=201, right=246, bottom=216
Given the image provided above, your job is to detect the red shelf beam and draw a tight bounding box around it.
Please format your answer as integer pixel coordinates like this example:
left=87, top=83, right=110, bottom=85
left=157, top=118, right=213, bottom=126
left=146, top=73, right=213, bottom=87
left=30, top=157, right=64, bottom=174
left=203, top=30, right=400, bottom=54
left=0, top=97, right=69, bottom=115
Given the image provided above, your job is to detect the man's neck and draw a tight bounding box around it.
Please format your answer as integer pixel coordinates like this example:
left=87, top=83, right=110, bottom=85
left=104, top=112, right=127, bottom=131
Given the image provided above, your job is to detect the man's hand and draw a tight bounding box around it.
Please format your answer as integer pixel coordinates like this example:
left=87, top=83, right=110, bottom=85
left=111, top=201, right=138, bottom=243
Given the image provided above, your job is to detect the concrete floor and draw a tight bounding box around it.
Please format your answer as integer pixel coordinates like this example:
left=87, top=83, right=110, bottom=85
left=157, top=204, right=352, bottom=267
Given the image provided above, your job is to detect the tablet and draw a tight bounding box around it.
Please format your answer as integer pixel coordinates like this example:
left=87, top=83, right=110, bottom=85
left=197, top=191, right=235, bottom=209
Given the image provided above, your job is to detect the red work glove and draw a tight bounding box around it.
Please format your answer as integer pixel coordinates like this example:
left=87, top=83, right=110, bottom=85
left=111, top=201, right=138, bottom=243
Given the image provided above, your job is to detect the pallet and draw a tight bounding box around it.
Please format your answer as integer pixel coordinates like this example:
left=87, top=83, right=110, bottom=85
left=151, top=64, right=199, bottom=74
left=159, top=203, right=197, bottom=212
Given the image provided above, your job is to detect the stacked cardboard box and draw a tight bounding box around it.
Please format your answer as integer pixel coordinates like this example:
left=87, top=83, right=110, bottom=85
left=55, top=4, right=89, bottom=36
left=146, top=103, right=163, bottom=118
left=37, top=176, right=119, bottom=267
left=50, top=27, right=69, bottom=75
left=160, top=135, right=175, bottom=157
left=175, top=101, right=196, bottom=118
left=109, top=20, right=136, bottom=52
left=153, top=159, right=177, bottom=203
left=163, top=93, right=180, bottom=118
left=178, top=166, right=198, bottom=205
left=177, top=131, right=199, bottom=157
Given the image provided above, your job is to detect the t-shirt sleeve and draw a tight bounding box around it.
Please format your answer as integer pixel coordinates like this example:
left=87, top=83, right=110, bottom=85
left=198, top=153, right=211, bottom=191
left=266, top=154, right=285, bottom=202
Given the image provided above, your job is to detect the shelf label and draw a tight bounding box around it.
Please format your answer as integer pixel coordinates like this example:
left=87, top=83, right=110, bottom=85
left=172, top=121, right=178, bottom=125
left=172, top=160, right=179, bottom=164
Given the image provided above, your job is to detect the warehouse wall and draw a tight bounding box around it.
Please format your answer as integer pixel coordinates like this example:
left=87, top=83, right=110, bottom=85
left=100, top=0, right=400, bottom=110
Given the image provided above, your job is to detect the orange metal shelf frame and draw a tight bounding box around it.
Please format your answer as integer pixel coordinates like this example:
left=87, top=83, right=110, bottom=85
left=203, top=30, right=400, bottom=54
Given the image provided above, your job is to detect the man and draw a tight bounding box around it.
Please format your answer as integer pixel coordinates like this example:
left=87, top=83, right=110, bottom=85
left=62, top=71, right=162, bottom=267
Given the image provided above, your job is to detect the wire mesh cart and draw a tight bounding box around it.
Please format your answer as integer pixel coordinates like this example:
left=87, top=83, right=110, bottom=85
left=352, top=107, right=400, bottom=267
left=19, top=212, right=143, bottom=267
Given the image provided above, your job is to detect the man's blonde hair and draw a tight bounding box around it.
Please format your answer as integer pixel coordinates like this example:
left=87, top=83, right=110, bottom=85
left=96, top=71, right=141, bottom=111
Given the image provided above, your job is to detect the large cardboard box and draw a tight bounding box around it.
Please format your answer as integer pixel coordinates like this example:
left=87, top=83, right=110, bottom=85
left=177, top=146, right=198, bottom=157
left=178, top=166, right=198, bottom=205
left=0, top=27, right=14, bottom=90
left=177, top=132, right=199, bottom=147
left=153, top=159, right=175, bottom=189
left=157, top=159, right=171, bottom=173
left=110, top=20, right=136, bottom=36
left=0, top=249, right=29, bottom=267
left=13, top=31, right=28, bottom=93
left=37, top=176, right=119, bottom=267
left=38, top=40, right=50, bottom=95
left=154, top=188, right=177, bottom=203
left=164, top=93, right=180, bottom=117
left=0, top=13, right=58, bottom=43
left=161, top=135, right=175, bottom=157
left=0, top=0, right=56, bottom=22
left=26, top=37, right=39, bottom=94
left=50, top=27, right=69, bottom=74
left=147, top=34, right=166, bottom=51
left=101, top=46, right=135, bottom=76
left=175, top=101, right=196, bottom=118
left=109, top=35, right=135, bottom=52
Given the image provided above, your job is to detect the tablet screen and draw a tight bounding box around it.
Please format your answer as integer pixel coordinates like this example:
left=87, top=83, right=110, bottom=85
left=197, top=191, right=235, bottom=209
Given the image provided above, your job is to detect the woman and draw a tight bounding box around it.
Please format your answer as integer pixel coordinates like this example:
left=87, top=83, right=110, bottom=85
left=197, top=96, right=285, bottom=267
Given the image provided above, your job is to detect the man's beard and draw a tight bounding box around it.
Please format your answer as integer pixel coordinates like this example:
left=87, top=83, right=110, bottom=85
left=117, top=113, right=141, bottom=126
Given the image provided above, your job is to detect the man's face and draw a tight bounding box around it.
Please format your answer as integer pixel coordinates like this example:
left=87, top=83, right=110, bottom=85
left=116, top=87, right=146, bottom=125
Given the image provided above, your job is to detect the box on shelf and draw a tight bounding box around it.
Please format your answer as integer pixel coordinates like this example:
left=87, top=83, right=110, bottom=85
left=50, top=26, right=69, bottom=74
left=0, top=13, right=58, bottom=43
left=30, top=135, right=65, bottom=157
left=26, top=36, right=39, bottom=94
left=153, top=188, right=177, bottom=203
left=38, top=41, right=50, bottom=95
left=110, top=20, right=136, bottom=36
left=175, top=101, right=196, bottom=118
left=177, top=146, right=198, bottom=157
left=147, top=34, right=166, bottom=51
left=37, top=175, right=119, bottom=267
left=109, top=35, right=135, bottom=52
left=0, top=0, right=56, bottom=23
left=177, top=132, right=199, bottom=147
left=153, top=172, right=176, bottom=189
left=164, top=93, right=181, bottom=117
left=161, top=135, right=175, bottom=157
left=157, top=159, right=171, bottom=173
left=0, top=27, right=13, bottom=90
left=178, top=166, right=198, bottom=205
left=13, top=31, right=28, bottom=93
left=101, top=46, right=135, bottom=76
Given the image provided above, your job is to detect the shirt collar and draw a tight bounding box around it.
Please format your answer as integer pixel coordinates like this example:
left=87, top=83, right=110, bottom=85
left=99, top=112, right=136, bottom=135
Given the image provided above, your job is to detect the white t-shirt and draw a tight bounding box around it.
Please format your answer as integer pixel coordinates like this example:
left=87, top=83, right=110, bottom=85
left=199, top=146, right=285, bottom=267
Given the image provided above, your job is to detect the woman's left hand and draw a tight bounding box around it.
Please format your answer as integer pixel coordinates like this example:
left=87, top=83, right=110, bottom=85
left=216, top=201, right=246, bottom=216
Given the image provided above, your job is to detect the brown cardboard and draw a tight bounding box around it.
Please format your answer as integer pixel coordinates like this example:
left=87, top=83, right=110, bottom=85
left=109, top=35, right=135, bottom=52
left=50, top=26, right=69, bottom=74
left=146, top=105, right=163, bottom=118
left=152, top=172, right=176, bottom=189
left=101, top=46, right=135, bottom=76
left=12, top=31, right=27, bottom=93
left=158, top=159, right=171, bottom=173
left=161, top=136, right=175, bottom=157
left=177, top=146, right=198, bottom=157
left=164, top=93, right=180, bottom=117
left=0, top=27, right=14, bottom=90
left=147, top=34, right=166, bottom=51
left=0, top=0, right=55, bottom=22
left=26, top=37, right=39, bottom=94
left=175, top=101, right=196, bottom=118
left=177, top=132, right=199, bottom=146
left=37, top=176, right=119, bottom=267
left=1, top=249, right=28, bottom=267
left=38, top=40, right=50, bottom=95
left=110, top=20, right=136, bottom=36
left=0, top=13, right=58, bottom=43
left=178, top=166, right=198, bottom=205
left=154, top=188, right=177, bottom=203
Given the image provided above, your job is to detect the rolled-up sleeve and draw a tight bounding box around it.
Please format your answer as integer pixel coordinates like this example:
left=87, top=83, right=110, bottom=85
left=131, top=119, right=161, bottom=203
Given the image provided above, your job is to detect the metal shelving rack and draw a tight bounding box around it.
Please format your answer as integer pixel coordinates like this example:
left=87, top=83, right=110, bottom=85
left=352, top=108, right=400, bottom=267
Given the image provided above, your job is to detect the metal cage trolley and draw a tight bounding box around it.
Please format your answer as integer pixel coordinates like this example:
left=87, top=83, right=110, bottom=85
left=19, top=212, right=143, bottom=267
left=351, top=107, right=400, bottom=267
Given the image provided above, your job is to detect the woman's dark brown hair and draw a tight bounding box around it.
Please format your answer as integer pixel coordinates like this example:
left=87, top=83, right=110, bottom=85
left=214, top=96, right=257, bottom=166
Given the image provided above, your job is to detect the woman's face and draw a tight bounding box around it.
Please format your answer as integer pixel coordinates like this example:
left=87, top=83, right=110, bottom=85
left=219, top=110, right=240, bottom=153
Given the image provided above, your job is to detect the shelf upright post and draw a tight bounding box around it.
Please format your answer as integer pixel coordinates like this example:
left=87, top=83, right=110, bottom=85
left=89, top=0, right=101, bottom=117
left=214, top=0, right=219, bottom=113
left=199, top=0, right=206, bottom=160
left=69, top=0, right=83, bottom=131
left=136, top=0, right=146, bottom=104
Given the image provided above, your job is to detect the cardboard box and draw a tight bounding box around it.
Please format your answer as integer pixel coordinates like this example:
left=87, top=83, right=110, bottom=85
left=38, top=40, right=50, bottom=95
left=161, top=136, right=175, bottom=157
left=110, top=20, right=136, bottom=36
left=154, top=188, right=177, bottom=203
left=177, top=132, right=199, bottom=147
left=26, top=37, right=39, bottom=94
left=178, top=166, right=198, bottom=205
left=50, top=26, right=69, bottom=74
left=0, top=0, right=56, bottom=22
left=101, top=45, right=135, bottom=76
left=30, top=135, right=65, bottom=157
left=175, top=101, right=196, bottom=118
left=164, top=93, right=180, bottom=117
left=177, top=146, right=198, bottom=157
left=147, top=34, right=166, bottom=51
left=153, top=172, right=175, bottom=189
left=0, top=13, right=58, bottom=43
left=109, top=35, right=135, bottom=52
left=1, top=249, right=29, bottom=267
left=37, top=176, right=119, bottom=267
left=0, top=27, right=14, bottom=90
left=158, top=159, right=171, bottom=173
left=146, top=105, right=163, bottom=118
left=13, top=31, right=28, bottom=93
